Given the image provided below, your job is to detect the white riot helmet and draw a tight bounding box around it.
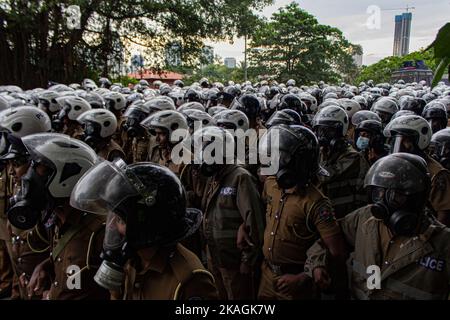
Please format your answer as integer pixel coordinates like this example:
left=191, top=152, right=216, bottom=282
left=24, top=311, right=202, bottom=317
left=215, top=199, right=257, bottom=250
left=298, top=92, right=318, bottom=113
left=0, top=106, right=51, bottom=138
left=59, top=96, right=92, bottom=121
left=177, top=102, right=205, bottom=113
left=312, top=105, right=349, bottom=136
left=0, top=96, right=10, bottom=111
left=183, top=110, right=215, bottom=132
left=77, top=109, right=117, bottom=138
left=22, top=133, right=98, bottom=198
left=140, top=110, right=188, bottom=144
left=103, top=91, right=126, bottom=111
left=351, top=110, right=381, bottom=126
left=144, top=97, right=176, bottom=114
left=338, top=98, right=361, bottom=120
left=214, top=109, right=249, bottom=131
left=82, top=79, right=98, bottom=91
left=371, top=97, right=399, bottom=124
left=38, top=91, right=61, bottom=114
left=207, top=106, right=227, bottom=117
left=383, top=115, right=432, bottom=152
left=192, top=126, right=235, bottom=176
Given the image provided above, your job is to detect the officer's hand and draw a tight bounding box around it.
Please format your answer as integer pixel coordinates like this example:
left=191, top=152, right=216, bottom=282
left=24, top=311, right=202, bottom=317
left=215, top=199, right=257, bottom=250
left=27, top=260, right=49, bottom=298
left=313, top=267, right=331, bottom=290
left=19, top=272, right=28, bottom=289
left=276, top=273, right=310, bottom=295
left=237, top=223, right=254, bottom=250
left=240, top=261, right=251, bottom=275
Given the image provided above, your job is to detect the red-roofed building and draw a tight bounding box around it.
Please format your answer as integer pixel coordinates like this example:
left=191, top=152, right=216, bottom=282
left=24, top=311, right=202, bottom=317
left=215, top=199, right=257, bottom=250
left=128, top=69, right=183, bottom=85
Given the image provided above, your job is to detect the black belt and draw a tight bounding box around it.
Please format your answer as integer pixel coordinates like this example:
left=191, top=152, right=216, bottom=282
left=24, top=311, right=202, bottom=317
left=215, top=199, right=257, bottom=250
left=265, top=259, right=304, bottom=276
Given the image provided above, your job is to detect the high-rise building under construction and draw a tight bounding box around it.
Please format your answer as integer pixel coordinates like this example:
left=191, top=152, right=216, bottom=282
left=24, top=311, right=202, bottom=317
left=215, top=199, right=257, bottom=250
left=393, top=12, right=412, bottom=57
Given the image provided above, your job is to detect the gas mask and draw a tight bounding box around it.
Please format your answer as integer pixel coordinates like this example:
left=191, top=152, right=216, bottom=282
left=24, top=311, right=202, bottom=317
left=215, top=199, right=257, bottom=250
left=82, top=121, right=103, bottom=149
left=94, top=212, right=131, bottom=291
left=123, top=112, right=146, bottom=138
left=51, top=111, right=65, bottom=132
left=315, top=126, right=345, bottom=154
left=275, top=151, right=300, bottom=190
left=432, top=141, right=450, bottom=170
left=370, top=186, right=422, bottom=236
left=7, top=163, right=51, bottom=230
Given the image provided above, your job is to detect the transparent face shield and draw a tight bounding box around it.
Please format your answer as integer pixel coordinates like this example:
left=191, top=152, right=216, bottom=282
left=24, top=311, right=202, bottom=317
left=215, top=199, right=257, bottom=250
left=388, top=134, right=417, bottom=154
left=70, top=160, right=141, bottom=215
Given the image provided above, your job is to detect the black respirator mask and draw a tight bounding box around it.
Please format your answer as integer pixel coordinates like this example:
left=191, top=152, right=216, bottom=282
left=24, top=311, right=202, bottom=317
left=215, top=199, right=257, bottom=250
left=275, top=150, right=310, bottom=190
left=82, top=121, right=103, bottom=148
left=7, top=163, right=52, bottom=230
left=94, top=211, right=133, bottom=292
left=316, top=126, right=345, bottom=153
left=369, top=187, right=423, bottom=236
left=123, top=112, right=146, bottom=138
left=198, top=142, right=225, bottom=177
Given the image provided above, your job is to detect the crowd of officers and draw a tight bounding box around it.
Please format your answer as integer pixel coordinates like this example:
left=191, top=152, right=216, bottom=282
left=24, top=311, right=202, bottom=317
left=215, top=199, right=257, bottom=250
left=0, top=76, right=449, bottom=300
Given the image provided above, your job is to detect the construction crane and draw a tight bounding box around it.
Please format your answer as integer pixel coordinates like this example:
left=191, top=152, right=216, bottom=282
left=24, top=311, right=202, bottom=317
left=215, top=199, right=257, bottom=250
left=381, top=4, right=415, bottom=12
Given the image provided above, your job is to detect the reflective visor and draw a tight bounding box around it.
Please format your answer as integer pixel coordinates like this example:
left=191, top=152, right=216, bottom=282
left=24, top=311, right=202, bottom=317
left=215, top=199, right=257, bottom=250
left=70, top=161, right=139, bottom=215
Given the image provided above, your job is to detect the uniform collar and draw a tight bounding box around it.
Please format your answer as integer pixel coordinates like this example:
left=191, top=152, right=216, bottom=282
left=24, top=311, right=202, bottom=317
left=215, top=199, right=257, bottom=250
left=135, top=246, right=174, bottom=275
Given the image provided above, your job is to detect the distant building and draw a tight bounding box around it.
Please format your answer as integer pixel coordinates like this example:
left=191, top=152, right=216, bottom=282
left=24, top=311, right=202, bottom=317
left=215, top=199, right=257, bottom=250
left=224, top=57, right=237, bottom=69
left=393, top=12, right=412, bottom=57
left=165, top=41, right=182, bottom=67
left=202, top=46, right=214, bottom=65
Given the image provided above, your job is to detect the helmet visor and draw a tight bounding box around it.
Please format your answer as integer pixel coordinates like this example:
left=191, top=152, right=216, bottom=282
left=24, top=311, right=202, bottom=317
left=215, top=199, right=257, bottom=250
left=70, top=160, right=139, bottom=215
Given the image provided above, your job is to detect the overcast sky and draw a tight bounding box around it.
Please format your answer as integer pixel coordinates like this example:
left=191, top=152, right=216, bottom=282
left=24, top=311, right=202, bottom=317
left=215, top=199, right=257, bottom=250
left=207, top=0, right=449, bottom=66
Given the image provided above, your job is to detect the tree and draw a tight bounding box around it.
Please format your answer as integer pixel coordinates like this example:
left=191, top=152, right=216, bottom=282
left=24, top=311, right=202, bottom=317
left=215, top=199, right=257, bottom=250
left=355, top=50, right=437, bottom=84
left=0, top=0, right=273, bottom=88
left=183, top=63, right=246, bottom=85
left=247, top=2, right=358, bottom=84
left=426, top=23, right=450, bottom=87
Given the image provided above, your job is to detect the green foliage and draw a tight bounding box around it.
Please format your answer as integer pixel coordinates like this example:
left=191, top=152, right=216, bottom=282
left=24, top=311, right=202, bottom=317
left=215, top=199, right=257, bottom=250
left=355, top=50, right=437, bottom=84
left=247, top=2, right=358, bottom=85
left=110, top=75, right=138, bottom=87
left=183, top=64, right=247, bottom=85
left=0, top=0, right=273, bottom=88
left=426, top=23, right=450, bottom=87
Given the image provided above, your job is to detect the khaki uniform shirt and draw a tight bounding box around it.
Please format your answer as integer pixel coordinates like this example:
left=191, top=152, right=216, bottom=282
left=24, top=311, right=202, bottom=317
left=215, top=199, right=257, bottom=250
left=123, top=244, right=218, bottom=300
left=306, top=206, right=450, bottom=300
left=201, top=165, right=265, bottom=268
left=425, top=155, right=450, bottom=213
left=48, top=211, right=108, bottom=300
left=262, top=176, right=341, bottom=265
left=97, top=140, right=125, bottom=162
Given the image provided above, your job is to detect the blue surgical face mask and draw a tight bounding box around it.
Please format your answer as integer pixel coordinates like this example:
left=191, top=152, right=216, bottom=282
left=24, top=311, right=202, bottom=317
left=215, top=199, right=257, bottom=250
left=356, top=136, right=370, bottom=150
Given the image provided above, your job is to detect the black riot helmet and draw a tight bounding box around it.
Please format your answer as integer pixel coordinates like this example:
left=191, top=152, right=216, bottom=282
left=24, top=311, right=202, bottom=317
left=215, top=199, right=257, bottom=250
left=259, top=124, right=324, bottom=189
left=231, top=94, right=261, bottom=120
left=364, top=153, right=431, bottom=236
left=70, top=160, right=202, bottom=249
left=266, top=86, right=280, bottom=100
left=430, top=128, right=450, bottom=170
left=122, top=102, right=150, bottom=138
left=183, top=88, right=202, bottom=103
left=422, top=102, right=448, bottom=134
left=277, top=94, right=307, bottom=115
left=399, top=96, right=424, bottom=115
left=265, top=109, right=302, bottom=129
left=70, top=160, right=202, bottom=291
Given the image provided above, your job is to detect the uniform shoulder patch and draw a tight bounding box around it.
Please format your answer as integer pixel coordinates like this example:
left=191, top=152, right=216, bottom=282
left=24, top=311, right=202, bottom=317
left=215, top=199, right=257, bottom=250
left=418, top=256, right=445, bottom=272
left=220, top=187, right=236, bottom=196
left=317, top=204, right=336, bottom=222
